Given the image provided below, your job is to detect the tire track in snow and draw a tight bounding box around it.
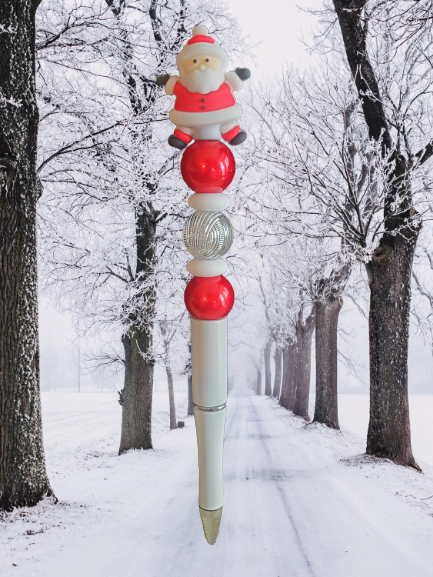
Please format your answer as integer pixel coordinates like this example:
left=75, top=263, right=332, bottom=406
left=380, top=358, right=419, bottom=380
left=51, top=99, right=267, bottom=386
left=247, top=395, right=315, bottom=576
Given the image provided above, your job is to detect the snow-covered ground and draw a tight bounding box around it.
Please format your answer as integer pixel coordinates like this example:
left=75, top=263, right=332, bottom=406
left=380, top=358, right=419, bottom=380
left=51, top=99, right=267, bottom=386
left=316, top=394, right=433, bottom=467
left=1, top=390, right=433, bottom=576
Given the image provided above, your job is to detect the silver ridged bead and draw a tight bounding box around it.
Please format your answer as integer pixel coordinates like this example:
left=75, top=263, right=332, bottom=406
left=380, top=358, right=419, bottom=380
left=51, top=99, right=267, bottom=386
left=183, top=211, right=233, bottom=259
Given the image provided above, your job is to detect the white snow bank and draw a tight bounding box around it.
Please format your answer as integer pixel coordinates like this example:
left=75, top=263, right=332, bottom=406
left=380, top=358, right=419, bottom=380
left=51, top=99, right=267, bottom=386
left=327, top=394, right=433, bottom=467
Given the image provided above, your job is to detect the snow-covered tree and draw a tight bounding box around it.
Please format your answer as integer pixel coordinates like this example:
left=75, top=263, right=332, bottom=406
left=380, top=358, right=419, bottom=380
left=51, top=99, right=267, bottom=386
left=36, top=0, right=245, bottom=451
left=329, top=0, right=433, bottom=467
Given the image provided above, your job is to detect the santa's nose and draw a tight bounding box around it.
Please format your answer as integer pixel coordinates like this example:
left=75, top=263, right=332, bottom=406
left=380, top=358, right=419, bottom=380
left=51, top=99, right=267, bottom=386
left=198, top=64, right=206, bottom=72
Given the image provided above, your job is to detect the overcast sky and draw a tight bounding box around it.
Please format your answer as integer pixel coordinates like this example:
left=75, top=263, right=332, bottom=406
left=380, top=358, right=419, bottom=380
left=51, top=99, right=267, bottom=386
left=229, top=0, right=323, bottom=77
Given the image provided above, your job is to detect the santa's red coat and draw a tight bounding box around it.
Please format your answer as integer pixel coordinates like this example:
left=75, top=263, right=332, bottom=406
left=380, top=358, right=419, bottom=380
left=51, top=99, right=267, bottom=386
left=174, top=82, right=235, bottom=113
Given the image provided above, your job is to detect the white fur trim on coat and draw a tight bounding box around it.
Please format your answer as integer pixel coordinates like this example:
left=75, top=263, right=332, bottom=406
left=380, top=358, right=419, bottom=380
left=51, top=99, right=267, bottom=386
left=169, top=103, right=242, bottom=128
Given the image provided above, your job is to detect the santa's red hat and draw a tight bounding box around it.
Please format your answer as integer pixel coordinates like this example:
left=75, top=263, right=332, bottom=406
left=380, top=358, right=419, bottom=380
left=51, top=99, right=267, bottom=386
left=176, top=25, right=227, bottom=69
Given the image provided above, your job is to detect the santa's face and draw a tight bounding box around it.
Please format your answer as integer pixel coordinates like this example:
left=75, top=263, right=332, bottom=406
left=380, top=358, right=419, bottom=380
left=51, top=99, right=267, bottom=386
left=179, top=54, right=226, bottom=94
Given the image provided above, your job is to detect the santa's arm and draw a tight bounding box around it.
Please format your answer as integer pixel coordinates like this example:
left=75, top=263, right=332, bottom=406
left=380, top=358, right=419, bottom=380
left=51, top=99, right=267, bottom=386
left=165, top=76, right=179, bottom=96
left=156, top=74, right=179, bottom=96
left=225, top=68, right=251, bottom=91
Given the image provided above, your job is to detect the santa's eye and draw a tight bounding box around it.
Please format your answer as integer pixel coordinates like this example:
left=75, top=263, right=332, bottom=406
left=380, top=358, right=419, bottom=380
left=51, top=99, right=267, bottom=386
left=193, top=59, right=197, bottom=63
left=206, top=58, right=209, bottom=62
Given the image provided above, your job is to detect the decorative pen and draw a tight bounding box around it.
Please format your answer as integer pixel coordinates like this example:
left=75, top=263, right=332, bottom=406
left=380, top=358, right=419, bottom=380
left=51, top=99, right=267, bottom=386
left=157, top=24, right=250, bottom=544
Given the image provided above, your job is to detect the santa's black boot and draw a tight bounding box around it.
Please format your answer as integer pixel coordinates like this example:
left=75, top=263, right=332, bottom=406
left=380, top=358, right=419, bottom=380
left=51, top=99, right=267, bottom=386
left=229, top=130, right=247, bottom=146
left=168, top=134, right=187, bottom=150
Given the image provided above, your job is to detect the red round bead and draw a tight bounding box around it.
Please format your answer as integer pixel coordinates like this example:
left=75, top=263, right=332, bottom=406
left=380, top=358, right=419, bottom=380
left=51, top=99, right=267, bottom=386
left=181, top=141, right=235, bottom=193
left=184, top=275, right=234, bottom=320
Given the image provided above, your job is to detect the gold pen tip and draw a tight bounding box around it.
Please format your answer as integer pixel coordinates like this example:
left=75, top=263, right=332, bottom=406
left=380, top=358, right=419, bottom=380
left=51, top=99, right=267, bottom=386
left=199, top=506, right=223, bottom=545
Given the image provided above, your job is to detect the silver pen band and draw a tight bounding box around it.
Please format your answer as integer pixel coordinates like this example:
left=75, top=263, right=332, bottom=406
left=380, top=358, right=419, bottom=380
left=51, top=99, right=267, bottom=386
left=193, top=402, right=227, bottom=412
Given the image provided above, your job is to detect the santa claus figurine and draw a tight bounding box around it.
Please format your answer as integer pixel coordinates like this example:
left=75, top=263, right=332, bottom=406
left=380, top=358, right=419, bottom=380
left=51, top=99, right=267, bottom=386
left=157, top=24, right=251, bottom=150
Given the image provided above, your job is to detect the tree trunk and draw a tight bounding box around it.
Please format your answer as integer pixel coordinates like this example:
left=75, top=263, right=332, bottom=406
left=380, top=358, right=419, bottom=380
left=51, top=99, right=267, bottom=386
left=255, top=367, right=262, bottom=395
left=293, top=307, right=315, bottom=420
left=159, top=322, right=177, bottom=430
left=285, top=342, right=298, bottom=411
left=187, top=374, right=193, bottom=415
left=272, top=347, right=282, bottom=399
left=280, top=342, right=298, bottom=410
left=119, top=326, right=154, bottom=453
left=119, top=206, right=156, bottom=453
left=313, top=297, right=342, bottom=429
left=165, top=361, right=177, bottom=430
left=366, top=238, right=418, bottom=468
left=0, top=0, right=54, bottom=511
left=264, top=340, right=272, bottom=396
left=279, top=346, right=289, bottom=407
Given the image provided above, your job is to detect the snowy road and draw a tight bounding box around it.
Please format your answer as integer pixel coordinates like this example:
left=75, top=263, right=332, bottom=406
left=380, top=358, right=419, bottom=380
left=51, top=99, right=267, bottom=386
left=2, top=390, right=433, bottom=576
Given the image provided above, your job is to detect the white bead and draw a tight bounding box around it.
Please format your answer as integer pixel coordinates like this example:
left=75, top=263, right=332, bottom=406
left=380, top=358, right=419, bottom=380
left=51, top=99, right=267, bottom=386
left=187, top=258, right=227, bottom=277
left=188, top=193, right=230, bottom=212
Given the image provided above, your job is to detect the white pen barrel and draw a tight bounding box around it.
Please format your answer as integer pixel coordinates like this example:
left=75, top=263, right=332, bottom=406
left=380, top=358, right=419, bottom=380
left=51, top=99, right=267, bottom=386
left=191, top=316, right=228, bottom=408
left=191, top=316, right=228, bottom=511
left=194, top=407, right=226, bottom=511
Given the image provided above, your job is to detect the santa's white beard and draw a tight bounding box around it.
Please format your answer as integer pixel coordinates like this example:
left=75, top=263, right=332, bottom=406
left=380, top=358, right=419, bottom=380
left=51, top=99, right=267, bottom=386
left=180, top=68, right=225, bottom=94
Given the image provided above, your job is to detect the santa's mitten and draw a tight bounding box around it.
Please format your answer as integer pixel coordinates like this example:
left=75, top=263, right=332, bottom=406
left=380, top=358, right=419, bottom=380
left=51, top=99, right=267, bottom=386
left=156, top=73, right=170, bottom=86
left=235, top=67, right=251, bottom=81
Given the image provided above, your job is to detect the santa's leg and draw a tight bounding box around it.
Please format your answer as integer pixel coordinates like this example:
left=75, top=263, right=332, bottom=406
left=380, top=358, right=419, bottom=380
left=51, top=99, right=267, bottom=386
left=221, top=122, right=247, bottom=146
left=168, top=126, right=193, bottom=150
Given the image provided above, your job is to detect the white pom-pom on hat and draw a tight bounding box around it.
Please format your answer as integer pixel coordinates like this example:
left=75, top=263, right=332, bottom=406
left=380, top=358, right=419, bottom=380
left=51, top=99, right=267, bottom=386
left=192, top=24, right=209, bottom=36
